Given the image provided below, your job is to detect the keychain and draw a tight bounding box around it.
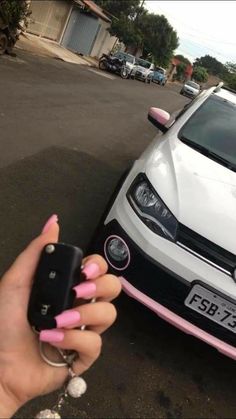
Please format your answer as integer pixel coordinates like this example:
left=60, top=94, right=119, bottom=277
left=27, top=242, right=92, bottom=418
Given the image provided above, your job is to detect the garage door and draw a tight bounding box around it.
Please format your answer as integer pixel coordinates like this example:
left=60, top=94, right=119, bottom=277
left=28, top=0, right=71, bottom=41
left=61, top=9, right=101, bottom=55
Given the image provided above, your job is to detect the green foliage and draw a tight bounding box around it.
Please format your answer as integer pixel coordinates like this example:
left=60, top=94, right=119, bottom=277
left=192, top=66, right=208, bottom=83
left=194, top=55, right=226, bottom=77
left=0, top=0, right=30, bottom=32
left=176, top=62, right=187, bottom=81
left=224, top=61, right=236, bottom=74
left=174, top=54, right=191, bottom=65
left=139, top=14, right=179, bottom=67
left=225, top=74, right=236, bottom=90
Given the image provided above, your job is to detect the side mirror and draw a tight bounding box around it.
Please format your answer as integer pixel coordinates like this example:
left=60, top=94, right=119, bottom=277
left=148, top=107, right=170, bottom=133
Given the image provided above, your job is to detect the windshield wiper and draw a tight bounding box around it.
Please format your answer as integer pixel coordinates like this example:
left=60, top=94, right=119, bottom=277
left=180, top=136, right=236, bottom=172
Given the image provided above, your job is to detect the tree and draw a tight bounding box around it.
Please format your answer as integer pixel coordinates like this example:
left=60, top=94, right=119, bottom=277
left=225, top=61, right=236, bottom=74
left=194, top=55, right=226, bottom=77
left=95, top=0, right=178, bottom=68
left=225, top=74, right=236, bottom=90
left=0, top=0, right=30, bottom=33
left=192, top=66, right=208, bottom=83
left=139, top=13, right=179, bottom=67
left=175, top=62, right=187, bottom=81
left=174, top=54, right=191, bottom=65
left=95, top=0, right=144, bottom=46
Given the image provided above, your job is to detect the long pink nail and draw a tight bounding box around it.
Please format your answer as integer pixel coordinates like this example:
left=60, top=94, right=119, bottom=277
left=41, top=214, right=58, bottom=234
left=40, top=329, right=64, bottom=343
left=55, top=310, right=80, bottom=328
left=82, top=263, right=100, bottom=279
left=73, top=281, right=96, bottom=298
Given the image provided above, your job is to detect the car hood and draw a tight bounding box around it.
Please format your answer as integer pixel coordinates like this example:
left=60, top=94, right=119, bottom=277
left=184, top=85, right=199, bottom=93
left=135, top=65, right=149, bottom=74
left=145, top=136, right=236, bottom=253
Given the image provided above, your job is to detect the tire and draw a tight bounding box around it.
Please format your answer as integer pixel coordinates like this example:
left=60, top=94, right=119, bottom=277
left=99, top=59, right=107, bottom=71
left=120, top=66, right=129, bottom=79
left=0, top=33, right=8, bottom=55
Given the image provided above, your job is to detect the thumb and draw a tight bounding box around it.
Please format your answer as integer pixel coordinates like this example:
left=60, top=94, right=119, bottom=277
left=3, top=219, right=59, bottom=287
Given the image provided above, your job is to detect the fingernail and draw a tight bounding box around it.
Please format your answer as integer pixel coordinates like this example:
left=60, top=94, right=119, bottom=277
left=73, top=281, right=96, bottom=299
left=82, top=263, right=100, bottom=279
left=41, top=214, right=58, bottom=234
left=55, top=310, right=80, bottom=328
left=39, top=329, right=64, bottom=343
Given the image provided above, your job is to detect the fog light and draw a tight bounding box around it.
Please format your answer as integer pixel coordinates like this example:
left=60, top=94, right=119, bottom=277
left=104, top=235, right=130, bottom=271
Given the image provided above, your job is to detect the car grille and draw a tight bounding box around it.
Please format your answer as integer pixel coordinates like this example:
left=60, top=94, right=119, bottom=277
left=177, top=224, right=236, bottom=276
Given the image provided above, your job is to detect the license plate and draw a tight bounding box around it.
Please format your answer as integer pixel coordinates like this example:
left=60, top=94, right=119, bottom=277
left=185, top=284, right=236, bottom=334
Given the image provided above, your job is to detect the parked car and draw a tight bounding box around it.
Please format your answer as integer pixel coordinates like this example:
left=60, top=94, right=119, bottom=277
left=152, top=67, right=167, bottom=86
left=91, top=83, right=236, bottom=360
left=113, top=51, right=136, bottom=77
left=131, top=58, right=154, bottom=83
left=180, top=80, right=200, bottom=98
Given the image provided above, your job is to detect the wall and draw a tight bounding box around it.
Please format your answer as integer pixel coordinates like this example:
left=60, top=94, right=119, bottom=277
left=90, top=19, right=117, bottom=58
left=27, top=0, right=71, bottom=42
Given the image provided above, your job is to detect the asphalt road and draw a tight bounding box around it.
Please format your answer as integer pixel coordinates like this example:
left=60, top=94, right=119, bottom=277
left=0, top=50, right=235, bottom=419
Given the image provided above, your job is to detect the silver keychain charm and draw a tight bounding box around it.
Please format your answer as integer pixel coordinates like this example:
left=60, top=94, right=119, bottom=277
left=35, top=298, right=96, bottom=418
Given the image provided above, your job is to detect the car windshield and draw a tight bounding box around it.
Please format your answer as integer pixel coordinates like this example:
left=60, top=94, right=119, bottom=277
left=155, top=67, right=165, bottom=74
left=114, top=52, right=134, bottom=64
left=136, top=58, right=152, bottom=69
left=178, top=95, right=236, bottom=171
left=186, top=81, right=200, bottom=89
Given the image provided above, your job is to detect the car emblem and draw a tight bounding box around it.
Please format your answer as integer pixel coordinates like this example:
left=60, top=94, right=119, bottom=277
left=233, top=268, right=236, bottom=283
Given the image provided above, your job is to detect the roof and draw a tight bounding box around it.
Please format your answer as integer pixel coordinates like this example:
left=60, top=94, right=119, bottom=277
left=76, top=0, right=111, bottom=22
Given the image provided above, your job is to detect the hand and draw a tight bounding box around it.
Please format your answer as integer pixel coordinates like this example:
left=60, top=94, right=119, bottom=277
left=0, top=217, right=121, bottom=418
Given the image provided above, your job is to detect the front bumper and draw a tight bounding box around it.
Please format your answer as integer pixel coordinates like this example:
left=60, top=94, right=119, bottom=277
left=91, top=220, right=236, bottom=360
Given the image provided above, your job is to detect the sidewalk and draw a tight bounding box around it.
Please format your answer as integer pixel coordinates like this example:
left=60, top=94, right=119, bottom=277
left=15, top=33, right=91, bottom=66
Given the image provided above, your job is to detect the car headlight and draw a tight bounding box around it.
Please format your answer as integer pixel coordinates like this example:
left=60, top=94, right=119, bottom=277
left=127, top=174, right=178, bottom=241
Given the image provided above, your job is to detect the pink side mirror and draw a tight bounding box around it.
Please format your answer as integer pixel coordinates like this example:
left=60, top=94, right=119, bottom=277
left=148, top=107, right=170, bottom=133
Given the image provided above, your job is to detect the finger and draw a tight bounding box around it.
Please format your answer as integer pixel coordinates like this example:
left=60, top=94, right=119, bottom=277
left=3, top=219, right=59, bottom=287
left=74, top=274, right=122, bottom=302
left=82, top=254, right=108, bottom=280
left=55, top=302, right=117, bottom=334
left=47, top=329, right=102, bottom=375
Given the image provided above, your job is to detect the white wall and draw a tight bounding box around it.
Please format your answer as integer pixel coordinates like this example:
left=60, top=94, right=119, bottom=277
left=90, top=19, right=117, bottom=58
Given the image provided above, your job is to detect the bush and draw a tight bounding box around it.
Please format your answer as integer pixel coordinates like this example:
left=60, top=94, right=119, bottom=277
left=192, top=66, right=208, bottom=83
left=0, top=0, right=30, bottom=33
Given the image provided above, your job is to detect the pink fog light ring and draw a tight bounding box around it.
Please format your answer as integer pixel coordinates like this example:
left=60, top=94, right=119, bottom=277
left=104, top=235, right=131, bottom=271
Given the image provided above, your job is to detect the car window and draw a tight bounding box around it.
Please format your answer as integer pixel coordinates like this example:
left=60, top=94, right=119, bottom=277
left=155, top=67, right=164, bottom=74
left=178, top=94, right=236, bottom=169
left=136, top=58, right=152, bottom=69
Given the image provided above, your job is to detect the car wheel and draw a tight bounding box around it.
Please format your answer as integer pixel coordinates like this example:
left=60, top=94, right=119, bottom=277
left=120, top=66, right=129, bottom=79
left=0, top=33, right=8, bottom=55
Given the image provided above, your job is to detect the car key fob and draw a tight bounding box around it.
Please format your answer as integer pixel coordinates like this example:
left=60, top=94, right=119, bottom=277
left=27, top=242, right=83, bottom=331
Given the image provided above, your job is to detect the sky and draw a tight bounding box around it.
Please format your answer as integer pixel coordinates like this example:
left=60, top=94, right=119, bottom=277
left=145, top=1, right=236, bottom=64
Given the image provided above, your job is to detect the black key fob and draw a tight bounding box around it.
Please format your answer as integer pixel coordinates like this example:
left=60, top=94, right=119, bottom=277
left=27, top=243, right=83, bottom=331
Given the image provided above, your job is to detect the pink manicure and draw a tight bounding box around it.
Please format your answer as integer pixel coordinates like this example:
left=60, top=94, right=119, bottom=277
left=73, top=281, right=96, bottom=298
left=41, top=214, right=58, bottom=234
left=40, top=329, right=64, bottom=343
left=82, top=262, right=100, bottom=279
left=55, top=310, right=80, bottom=328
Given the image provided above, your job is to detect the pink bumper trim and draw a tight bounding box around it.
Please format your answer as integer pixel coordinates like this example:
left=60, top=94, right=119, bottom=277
left=120, top=277, right=236, bottom=360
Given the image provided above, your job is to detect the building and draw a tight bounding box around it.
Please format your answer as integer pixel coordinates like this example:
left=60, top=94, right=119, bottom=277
left=27, top=0, right=118, bottom=58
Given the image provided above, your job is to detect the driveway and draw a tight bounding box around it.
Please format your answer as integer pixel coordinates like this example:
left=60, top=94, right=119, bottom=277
left=0, top=50, right=235, bottom=419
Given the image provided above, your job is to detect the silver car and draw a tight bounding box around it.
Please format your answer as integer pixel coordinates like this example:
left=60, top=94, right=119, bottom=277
left=180, top=80, right=200, bottom=98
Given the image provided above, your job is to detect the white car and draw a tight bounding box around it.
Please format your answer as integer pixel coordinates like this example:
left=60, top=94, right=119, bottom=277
left=180, top=80, right=200, bottom=98
left=131, top=58, right=155, bottom=83
left=91, top=83, right=236, bottom=360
